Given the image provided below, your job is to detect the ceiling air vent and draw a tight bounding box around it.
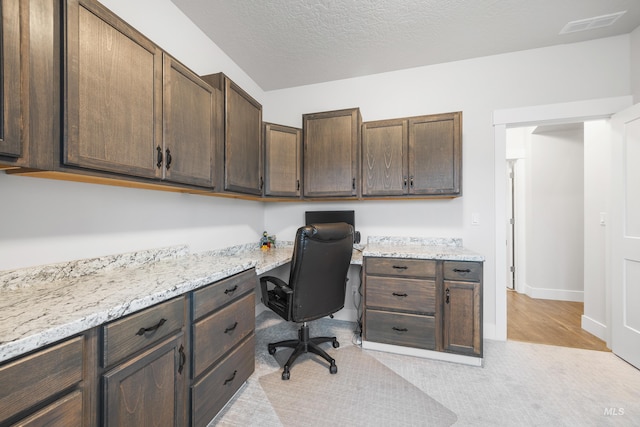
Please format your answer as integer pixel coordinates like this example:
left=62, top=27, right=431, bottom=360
left=560, top=11, right=626, bottom=34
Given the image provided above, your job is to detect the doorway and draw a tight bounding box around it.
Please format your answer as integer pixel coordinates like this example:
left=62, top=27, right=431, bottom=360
left=492, top=95, right=632, bottom=343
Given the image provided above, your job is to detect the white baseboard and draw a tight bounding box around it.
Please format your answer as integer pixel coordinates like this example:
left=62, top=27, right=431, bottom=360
left=525, top=285, right=583, bottom=302
left=362, top=340, right=483, bottom=367
left=581, top=315, right=608, bottom=342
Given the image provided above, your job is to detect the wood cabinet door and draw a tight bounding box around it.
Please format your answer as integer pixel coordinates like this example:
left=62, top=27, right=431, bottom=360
left=408, top=112, right=461, bottom=196
left=163, top=54, right=216, bottom=188
left=223, top=77, right=262, bottom=195
left=362, top=118, right=407, bottom=196
left=64, top=0, right=162, bottom=179
left=0, top=0, right=22, bottom=158
left=103, top=333, right=186, bottom=427
left=443, top=280, right=481, bottom=356
left=303, top=108, right=360, bottom=198
left=263, top=122, right=301, bottom=197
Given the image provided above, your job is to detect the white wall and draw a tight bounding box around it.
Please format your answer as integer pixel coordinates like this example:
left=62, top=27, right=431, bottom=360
left=525, top=125, right=584, bottom=301
left=583, top=120, right=611, bottom=339
left=264, top=35, right=631, bottom=339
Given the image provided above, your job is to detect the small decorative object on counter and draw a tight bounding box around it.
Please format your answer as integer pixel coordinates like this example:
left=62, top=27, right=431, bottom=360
left=260, top=231, right=269, bottom=250
left=268, top=234, right=276, bottom=248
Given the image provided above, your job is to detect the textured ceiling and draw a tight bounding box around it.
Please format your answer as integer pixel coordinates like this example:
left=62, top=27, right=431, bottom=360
left=170, top=0, right=640, bottom=91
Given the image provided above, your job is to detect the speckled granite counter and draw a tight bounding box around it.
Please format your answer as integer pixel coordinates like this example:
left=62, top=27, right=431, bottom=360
left=0, top=237, right=473, bottom=364
left=363, top=236, right=484, bottom=262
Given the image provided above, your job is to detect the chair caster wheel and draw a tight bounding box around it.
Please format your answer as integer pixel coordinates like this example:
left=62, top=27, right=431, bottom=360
left=268, top=345, right=276, bottom=355
left=329, top=364, right=337, bottom=374
left=282, top=369, right=290, bottom=380
left=332, top=339, right=340, bottom=348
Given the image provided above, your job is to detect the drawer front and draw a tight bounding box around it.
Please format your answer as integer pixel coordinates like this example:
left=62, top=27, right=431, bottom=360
left=191, top=334, right=255, bottom=427
left=366, top=276, right=435, bottom=313
left=14, top=390, right=83, bottom=427
left=366, top=257, right=436, bottom=278
left=365, top=309, right=435, bottom=350
left=0, top=336, right=83, bottom=423
left=193, top=293, right=255, bottom=378
left=102, top=296, right=184, bottom=367
left=193, top=269, right=257, bottom=319
left=443, top=261, right=482, bottom=282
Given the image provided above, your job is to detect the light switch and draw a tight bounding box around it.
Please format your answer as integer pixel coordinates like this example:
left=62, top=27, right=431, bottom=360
left=471, top=213, right=480, bottom=226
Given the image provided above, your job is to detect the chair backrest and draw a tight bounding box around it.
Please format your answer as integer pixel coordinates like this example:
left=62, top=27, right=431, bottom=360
left=288, top=222, right=354, bottom=322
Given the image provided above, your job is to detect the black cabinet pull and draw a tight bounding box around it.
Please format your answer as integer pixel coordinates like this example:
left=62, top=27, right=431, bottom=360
left=223, top=370, right=237, bottom=385
left=136, top=318, right=166, bottom=336
left=296, top=180, right=300, bottom=191
left=410, top=176, right=414, bottom=188
left=445, top=288, right=450, bottom=304
left=392, top=265, right=408, bottom=270
left=156, top=146, right=163, bottom=168
left=352, top=178, right=356, bottom=190
left=165, top=148, right=172, bottom=169
left=260, top=176, right=264, bottom=190
left=392, top=327, right=408, bottom=333
left=178, top=344, right=186, bottom=375
left=403, top=177, right=408, bottom=188
left=392, top=292, right=408, bottom=298
left=224, top=322, right=238, bottom=334
left=453, top=268, right=471, bottom=273
left=224, top=285, right=238, bottom=295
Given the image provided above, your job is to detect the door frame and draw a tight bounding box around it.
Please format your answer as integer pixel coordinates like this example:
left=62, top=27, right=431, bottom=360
left=492, top=96, right=632, bottom=341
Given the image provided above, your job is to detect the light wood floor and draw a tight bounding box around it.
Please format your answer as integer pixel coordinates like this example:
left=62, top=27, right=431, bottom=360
left=507, top=289, right=610, bottom=352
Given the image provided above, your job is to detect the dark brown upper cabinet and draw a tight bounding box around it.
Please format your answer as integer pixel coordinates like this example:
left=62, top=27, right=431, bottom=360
left=303, top=108, right=361, bottom=198
left=362, top=112, right=462, bottom=197
left=0, top=0, right=22, bottom=159
left=64, top=0, right=163, bottom=180
left=202, top=73, right=263, bottom=196
left=163, top=54, right=217, bottom=188
left=263, top=122, right=301, bottom=198
left=1, top=0, right=59, bottom=169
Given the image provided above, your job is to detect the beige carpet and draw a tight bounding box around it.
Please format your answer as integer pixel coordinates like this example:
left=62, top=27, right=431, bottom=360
left=259, top=345, right=457, bottom=426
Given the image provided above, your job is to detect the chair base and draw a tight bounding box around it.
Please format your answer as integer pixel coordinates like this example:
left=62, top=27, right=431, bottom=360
left=268, top=322, right=339, bottom=380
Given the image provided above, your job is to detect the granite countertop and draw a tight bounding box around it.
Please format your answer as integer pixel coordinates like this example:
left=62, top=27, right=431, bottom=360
left=0, top=236, right=477, bottom=364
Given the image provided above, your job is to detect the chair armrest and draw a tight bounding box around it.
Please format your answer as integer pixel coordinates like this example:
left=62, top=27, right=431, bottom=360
left=259, top=276, right=292, bottom=304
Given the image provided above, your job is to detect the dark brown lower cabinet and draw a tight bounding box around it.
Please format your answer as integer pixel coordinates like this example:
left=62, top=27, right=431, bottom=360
left=103, top=333, right=186, bottom=427
left=0, top=335, right=85, bottom=426
left=363, top=257, right=483, bottom=359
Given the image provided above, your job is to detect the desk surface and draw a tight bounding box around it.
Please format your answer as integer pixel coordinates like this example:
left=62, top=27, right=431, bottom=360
left=0, top=239, right=480, bottom=363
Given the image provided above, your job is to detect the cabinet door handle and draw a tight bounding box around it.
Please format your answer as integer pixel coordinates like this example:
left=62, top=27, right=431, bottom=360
left=453, top=268, right=471, bottom=273
left=392, top=292, right=408, bottom=298
left=224, top=322, right=238, bottom=334
left=260, top=176, right=264, bottom=190
left=392, top=265, right=408, bottom=270
left=165, top=148, right=172, bottom=170
left=224, top=285, right=238, bottom=295
left=136, top=318, right=166, bottom=336
left=178, top=344, right=186, bottom=375
left=445, top=288, right=450, bottom=304
left=156, top=146, right=163, bottom=168
left=352, top=178, right=356, bottom=190
left=392, top=327, right=408, bottom=333
left=296, top=179, right=300, bottom=191
left=410, top=176, right=414, bottom=188
left=223, top=370, right=237, bottom=385
left=403, top=177, right=408, bottom=188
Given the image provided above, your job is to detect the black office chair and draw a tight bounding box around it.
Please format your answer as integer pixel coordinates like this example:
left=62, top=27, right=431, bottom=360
left=260, top=222, right=354, bottom=380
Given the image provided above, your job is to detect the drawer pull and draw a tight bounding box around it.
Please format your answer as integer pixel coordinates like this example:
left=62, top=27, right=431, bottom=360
left=135, top=318, right=166, bottom=336
left=224, top=322, right=239, bottom=334
left=223, top=370, right=237, bottom=385
left=445, top=288, right=450, bottom=304
left=453, top=268, right=471, bottom=273
left=178, top=344, right=186, bottom=375
left=392, top=327, right=408, bottom=333
left=224, top=285, right=239, bottom=295
left=392, top=265, right=408, bottom=270
left=392, top=292, right=408, bottom=298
